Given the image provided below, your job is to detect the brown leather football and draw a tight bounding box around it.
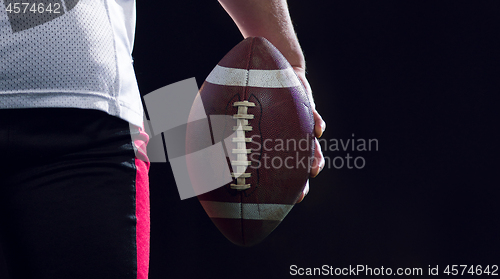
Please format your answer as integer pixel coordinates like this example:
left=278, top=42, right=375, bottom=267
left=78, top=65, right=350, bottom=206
left=186, top=37, right=314, bottom=246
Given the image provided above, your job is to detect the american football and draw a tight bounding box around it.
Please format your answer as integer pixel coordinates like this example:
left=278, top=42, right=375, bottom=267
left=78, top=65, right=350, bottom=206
left=186, top=37, right=315, bottom=246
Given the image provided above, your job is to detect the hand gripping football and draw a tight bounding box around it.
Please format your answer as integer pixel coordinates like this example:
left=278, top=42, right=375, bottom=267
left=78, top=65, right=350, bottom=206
left=186, top=37, right=315, bottom=246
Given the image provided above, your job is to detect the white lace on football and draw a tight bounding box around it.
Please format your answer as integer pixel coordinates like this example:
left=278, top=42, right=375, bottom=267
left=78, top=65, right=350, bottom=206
left=230, top=100, right=255, bottom=190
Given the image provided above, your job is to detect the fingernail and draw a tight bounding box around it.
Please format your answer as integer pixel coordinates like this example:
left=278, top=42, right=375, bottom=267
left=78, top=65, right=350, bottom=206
left=316, top=126, right=323, bottom=138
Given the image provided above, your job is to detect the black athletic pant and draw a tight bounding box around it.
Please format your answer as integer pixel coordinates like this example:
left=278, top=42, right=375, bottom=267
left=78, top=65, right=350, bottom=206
left=0, top=108, right=150, bottom=279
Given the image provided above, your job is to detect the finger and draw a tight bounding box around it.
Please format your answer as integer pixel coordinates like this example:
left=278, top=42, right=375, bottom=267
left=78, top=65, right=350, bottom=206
left=310, top=138, right=325, bottom=178
left=292, top=67, right=325, bottom=138
left=296, top=180, right=310, bottom=203
left=313, top=109, right=326, bottom=138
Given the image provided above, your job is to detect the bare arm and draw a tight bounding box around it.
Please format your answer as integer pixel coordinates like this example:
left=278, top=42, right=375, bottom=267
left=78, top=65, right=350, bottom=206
left=218, top=0, right=305, bottom=70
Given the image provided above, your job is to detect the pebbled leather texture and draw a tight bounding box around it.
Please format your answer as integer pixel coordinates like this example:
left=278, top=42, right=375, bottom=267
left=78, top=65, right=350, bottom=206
left=186, top=37, right=314, bottom=246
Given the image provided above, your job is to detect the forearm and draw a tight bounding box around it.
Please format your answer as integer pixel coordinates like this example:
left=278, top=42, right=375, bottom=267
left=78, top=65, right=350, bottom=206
left=218, top=0, right=305, bottom=70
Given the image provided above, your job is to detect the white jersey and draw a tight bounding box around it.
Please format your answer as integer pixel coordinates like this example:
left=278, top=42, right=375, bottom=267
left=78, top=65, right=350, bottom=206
left=0, top=0, right=143, bottom=127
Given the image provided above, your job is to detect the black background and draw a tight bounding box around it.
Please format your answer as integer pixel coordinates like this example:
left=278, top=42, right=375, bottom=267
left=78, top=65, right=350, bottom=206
left=2, top=1, right=498, bottom=278
left=133, top=1, right=499, bottom=278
